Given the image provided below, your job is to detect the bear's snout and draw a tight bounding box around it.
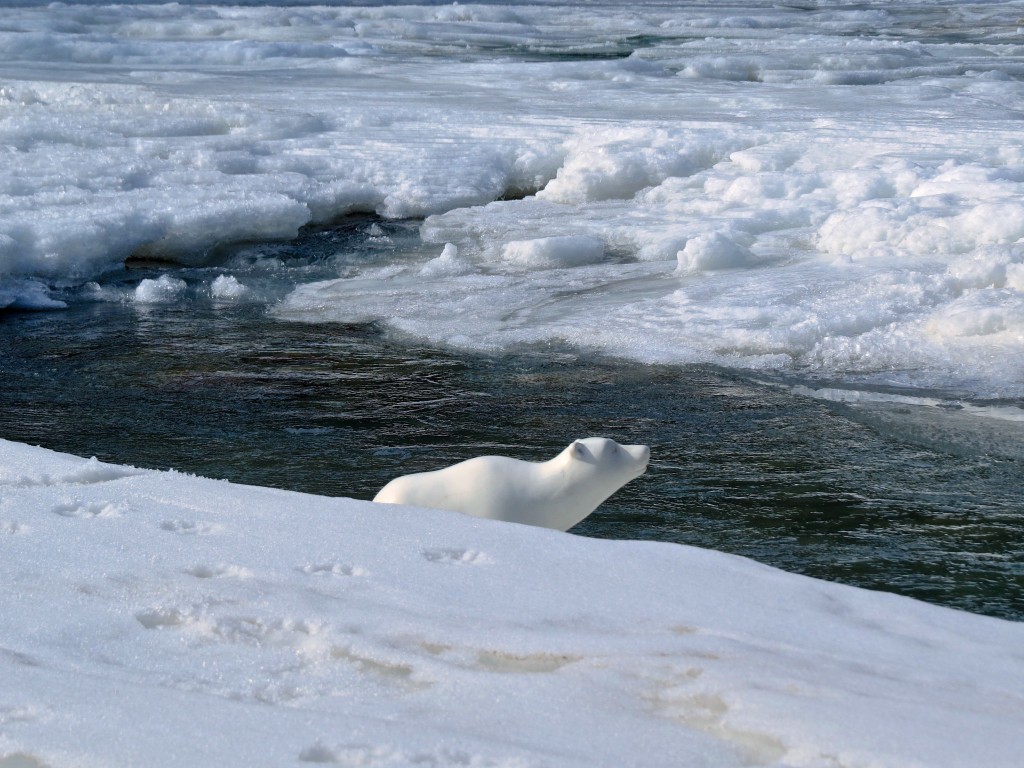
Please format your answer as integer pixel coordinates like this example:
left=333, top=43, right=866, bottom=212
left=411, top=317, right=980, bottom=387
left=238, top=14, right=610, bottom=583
left=626, top=444, right=649, bottom=462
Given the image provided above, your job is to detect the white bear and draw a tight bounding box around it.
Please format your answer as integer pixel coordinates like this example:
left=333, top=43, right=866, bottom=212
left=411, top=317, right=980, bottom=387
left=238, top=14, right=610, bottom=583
left=372, top=437, right=650, bottom=531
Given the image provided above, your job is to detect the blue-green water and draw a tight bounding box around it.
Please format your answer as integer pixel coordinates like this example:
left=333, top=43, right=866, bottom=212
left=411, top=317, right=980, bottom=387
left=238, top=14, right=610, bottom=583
left=2, top=218, right=1022, bottom=621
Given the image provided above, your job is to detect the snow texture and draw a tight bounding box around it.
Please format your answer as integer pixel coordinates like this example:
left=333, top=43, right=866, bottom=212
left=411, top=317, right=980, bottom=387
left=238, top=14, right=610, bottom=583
left=1, top=1, right=1023, bottom=395
left=2, top=439, right=1024, bottom=767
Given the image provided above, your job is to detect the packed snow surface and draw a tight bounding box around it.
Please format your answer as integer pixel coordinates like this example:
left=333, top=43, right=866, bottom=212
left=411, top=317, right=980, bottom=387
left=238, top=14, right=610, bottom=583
left=2, top=1, right=1024, bottom=395
left=2, top=438, right=1024, bottom=767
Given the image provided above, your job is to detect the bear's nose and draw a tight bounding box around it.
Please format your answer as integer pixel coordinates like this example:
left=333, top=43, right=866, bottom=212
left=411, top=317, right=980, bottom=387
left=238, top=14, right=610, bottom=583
left=627, top=444, right=650, bottom=464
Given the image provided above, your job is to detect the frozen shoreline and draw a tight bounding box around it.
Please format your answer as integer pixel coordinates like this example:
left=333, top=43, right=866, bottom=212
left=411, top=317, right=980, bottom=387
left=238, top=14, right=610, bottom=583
left=2, top=437, right=1023, bottom=767
left=1, top=1, right=1023, bottom=396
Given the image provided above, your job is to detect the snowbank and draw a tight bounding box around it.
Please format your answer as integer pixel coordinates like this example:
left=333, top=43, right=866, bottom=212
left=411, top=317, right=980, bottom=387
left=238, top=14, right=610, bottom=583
left=2, top=438, right=1023, bottom=767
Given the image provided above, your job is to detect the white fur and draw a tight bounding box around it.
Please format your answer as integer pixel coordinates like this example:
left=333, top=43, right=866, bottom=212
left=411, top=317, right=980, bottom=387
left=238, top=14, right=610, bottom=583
left=372, top=437, right=650, bottom=531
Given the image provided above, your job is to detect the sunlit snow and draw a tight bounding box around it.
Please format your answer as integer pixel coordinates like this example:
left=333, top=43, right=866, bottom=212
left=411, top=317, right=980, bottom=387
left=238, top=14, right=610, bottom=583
left=2, top=3, right=1024, bottom=765
left=3, top=439, right=1024, bottom=767
left=1, top=1, right=1022, bottom=394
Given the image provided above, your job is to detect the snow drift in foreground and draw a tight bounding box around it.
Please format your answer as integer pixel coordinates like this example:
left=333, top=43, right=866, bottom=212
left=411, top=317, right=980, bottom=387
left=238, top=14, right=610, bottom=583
left=2, top=439, right=1023, bottom=768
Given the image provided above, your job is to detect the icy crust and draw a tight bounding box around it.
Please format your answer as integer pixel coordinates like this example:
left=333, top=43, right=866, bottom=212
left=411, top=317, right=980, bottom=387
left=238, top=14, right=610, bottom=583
left=2, top=2, right=1024, bottom=393
left=0, top=76, right=559, bottom=280
left=2, top=438, right=1024, bottom=768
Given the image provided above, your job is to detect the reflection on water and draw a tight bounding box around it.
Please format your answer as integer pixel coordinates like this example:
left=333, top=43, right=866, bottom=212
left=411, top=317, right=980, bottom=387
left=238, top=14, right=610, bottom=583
left=2, top=298, right=1021, bottom=620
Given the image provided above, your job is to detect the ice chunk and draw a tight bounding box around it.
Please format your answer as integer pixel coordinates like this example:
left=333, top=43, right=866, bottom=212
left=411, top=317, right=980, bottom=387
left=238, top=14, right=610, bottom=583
left=419, top=243, right=473, bottom=278
left=0, top=279, right=66, bottom=311
left=501, top=236, right=605, bottom=270
left=211, top=275, right=247, bottom=300
left=676, top=233, right=754, bottom=273
left=538, top=128, right=726, bottom=204
left=134, top=275, right=186, bottom=304
left=926, top=291, right=1024, bottom=339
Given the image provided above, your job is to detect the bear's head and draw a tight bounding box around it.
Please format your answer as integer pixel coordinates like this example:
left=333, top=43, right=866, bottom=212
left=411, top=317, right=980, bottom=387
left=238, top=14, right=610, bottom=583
left=567, top=437, right=649, bottom=483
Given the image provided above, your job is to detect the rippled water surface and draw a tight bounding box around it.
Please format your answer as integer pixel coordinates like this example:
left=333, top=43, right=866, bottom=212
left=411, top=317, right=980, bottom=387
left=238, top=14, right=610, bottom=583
left=2, top=225, right=1021, bottom=619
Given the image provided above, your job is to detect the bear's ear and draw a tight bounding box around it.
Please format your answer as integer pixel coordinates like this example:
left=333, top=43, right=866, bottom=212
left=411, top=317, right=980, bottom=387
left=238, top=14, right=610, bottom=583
left=571, top=441, right=587, bottom=459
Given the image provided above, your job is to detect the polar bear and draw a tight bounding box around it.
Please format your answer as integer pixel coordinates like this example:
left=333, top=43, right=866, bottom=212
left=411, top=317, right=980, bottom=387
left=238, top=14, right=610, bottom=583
left=372, top=437, right=650, bottom=531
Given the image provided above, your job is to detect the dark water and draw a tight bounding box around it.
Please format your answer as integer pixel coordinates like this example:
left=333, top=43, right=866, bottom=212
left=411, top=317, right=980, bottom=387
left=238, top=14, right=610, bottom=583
left=2, top=221, right=1022, bottom=621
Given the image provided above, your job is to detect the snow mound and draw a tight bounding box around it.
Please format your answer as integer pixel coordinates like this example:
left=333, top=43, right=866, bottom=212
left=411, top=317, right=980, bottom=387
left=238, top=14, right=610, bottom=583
left=501, top=236, right=605, bottom=270
left=676, top=233, right=755, bottom=273
left=1, top=438, right=1023, bottom=767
